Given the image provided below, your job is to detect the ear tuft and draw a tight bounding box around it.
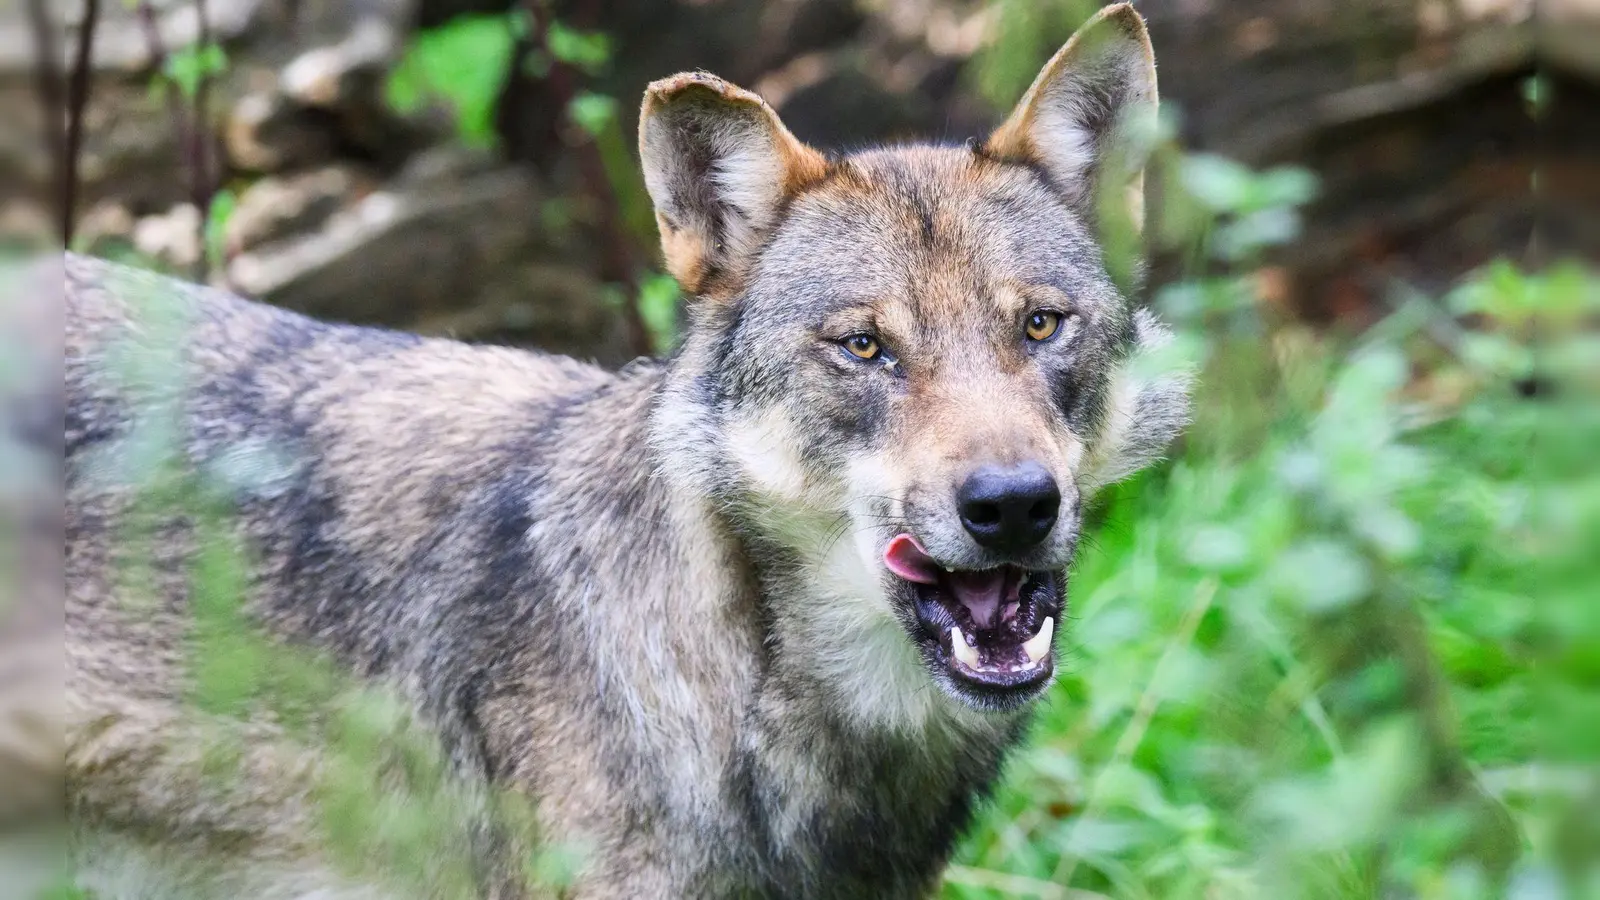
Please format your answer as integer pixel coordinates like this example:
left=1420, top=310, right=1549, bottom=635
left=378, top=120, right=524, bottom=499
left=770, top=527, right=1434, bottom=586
left=983, top=2, right=1158, bottom=235
left=1080, top=309, right=1193, bottom=494
left=640, top=73, right=827, bottom=295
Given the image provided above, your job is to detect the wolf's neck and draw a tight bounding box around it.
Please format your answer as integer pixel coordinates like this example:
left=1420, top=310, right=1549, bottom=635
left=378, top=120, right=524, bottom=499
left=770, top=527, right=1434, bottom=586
left=712, top=525, right=1023, bottom=889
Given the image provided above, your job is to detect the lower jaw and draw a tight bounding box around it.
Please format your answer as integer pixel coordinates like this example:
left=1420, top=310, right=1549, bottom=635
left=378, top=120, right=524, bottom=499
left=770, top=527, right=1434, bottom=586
left=937, top=660, right=1054, bottom=710
left=929, top=627, right=1056, bottom=707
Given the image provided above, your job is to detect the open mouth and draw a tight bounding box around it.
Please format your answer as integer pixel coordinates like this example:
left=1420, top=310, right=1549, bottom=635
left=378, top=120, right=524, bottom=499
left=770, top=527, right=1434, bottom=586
left=884, top=534, right=1062, bottom=705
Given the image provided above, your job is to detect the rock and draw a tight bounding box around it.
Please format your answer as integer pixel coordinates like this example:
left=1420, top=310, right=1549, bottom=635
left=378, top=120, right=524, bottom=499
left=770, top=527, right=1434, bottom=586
left=225, top=166, right=363, bottom=254
left=0, top=203, right=53, bottom=253
left=73, top=202, right=139, bottom=255
left=224, top=90, right=339, bottom=173
left=133, top=203, right=204, bottom=271
left=395, top=144, right=502, bottom=188
left=224, top=166, right=635, bottom=364
left=410, top=261, right=629, bottom=357
left=278, top=17, right=398, bottom=109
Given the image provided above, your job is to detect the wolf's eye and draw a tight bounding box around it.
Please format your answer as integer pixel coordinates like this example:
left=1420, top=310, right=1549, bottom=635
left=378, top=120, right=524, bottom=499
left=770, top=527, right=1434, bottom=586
left=841, top=334, right=881, bottom=360
left=1026, top=310, right=1064, bottom=342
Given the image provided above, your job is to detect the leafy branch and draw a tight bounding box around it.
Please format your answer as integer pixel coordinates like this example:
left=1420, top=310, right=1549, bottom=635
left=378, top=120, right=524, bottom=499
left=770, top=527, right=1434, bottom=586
left=514, top=0, right=656, bottom=356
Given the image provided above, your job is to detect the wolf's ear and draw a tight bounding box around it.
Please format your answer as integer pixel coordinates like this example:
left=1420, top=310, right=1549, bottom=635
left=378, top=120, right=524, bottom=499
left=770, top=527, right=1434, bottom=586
left=983, top=3, right=1158, bottom=236
left=639, top=73, right=828, bottom=295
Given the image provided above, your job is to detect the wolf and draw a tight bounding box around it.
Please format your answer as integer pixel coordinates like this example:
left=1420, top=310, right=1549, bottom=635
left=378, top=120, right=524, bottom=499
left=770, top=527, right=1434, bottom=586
left=64, top=5, right=1189, bottom=897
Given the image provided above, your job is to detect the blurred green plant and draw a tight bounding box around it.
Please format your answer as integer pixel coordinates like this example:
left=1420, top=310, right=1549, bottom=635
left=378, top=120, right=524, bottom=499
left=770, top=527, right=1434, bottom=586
left=969, top=0, right=1103, bottom=111
left=637, top=271, right=682, bottom=353
left=155, top=41, right=227, bottom=102
left=1445, top=261, right=1600, bottom=388
left=545, top=20, right=611, bottom=74
left=387, top=13, right=522, bottom=148
left=203, top=186, right=236, bottom=274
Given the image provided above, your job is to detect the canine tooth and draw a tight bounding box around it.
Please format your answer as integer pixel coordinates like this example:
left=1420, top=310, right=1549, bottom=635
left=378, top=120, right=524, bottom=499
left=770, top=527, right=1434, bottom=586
left=950, top=626, right=980, bottom=669
left=1022, top=617, right=1054, bottom=665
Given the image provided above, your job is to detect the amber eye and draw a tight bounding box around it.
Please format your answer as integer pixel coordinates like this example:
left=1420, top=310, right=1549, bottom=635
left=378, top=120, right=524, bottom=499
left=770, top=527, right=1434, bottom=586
left=842, top=334, right=881, bottom=360
left=1026, top=310, right=1064, bottom=342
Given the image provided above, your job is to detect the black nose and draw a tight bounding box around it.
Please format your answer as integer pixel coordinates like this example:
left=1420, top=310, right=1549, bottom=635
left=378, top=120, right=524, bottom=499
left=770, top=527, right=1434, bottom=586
left=957, top=463, right=1061, bottom=553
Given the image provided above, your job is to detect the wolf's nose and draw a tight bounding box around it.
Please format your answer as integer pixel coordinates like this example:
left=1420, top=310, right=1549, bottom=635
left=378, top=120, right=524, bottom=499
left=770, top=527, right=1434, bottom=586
left=957, top=463, right=1061, bottom=553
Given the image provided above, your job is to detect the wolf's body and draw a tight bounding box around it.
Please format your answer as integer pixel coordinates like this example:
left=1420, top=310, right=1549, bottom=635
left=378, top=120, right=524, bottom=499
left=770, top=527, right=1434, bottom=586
left=65, top=6, right=1188, bottom=898
left=67, top=254, right=1029, bottom=897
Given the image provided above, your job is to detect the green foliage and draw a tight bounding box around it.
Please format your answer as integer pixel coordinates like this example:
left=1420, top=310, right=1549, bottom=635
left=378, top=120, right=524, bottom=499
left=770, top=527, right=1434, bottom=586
left=155, top=41, right=227, bottom=101
left=1445, top=261, right=1600, bottom=386
left=546, top=21, right=611, bottom=73
left=386, top=13, right=521, bottom=148
left=203, top=187, right=237, bottom=275
left=1177, top=154, right=1318, bottom=263
left=568, top=91, right=618, bottom=137
left=638, top=271, right=682, bottom=353
left=968, top=0, right=1102, bottom=111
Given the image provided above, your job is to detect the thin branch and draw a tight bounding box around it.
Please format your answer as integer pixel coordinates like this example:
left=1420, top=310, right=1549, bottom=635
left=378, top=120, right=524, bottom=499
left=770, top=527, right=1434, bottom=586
left=135, top=0, right=218, bottom=281
left=189, top=0, right=219, bottom=235
left=25, top=0, right=64, bottom=243
left=47, top=0, right=100, bottom=247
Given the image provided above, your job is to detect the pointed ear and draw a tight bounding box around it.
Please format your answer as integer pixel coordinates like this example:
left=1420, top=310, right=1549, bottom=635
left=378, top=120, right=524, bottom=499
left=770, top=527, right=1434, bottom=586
left=983, top=3, right=1158, bottom=236
left=639, top=73, right=828, bottom=296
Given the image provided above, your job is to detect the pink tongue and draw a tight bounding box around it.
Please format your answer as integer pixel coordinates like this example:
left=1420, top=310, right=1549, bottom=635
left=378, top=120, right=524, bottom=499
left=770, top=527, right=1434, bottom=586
left=946, top=570, right=1006, bottom=629
left=884, top=534, right=1022, bottom=630
left=883, top=534, right=941, bottom=585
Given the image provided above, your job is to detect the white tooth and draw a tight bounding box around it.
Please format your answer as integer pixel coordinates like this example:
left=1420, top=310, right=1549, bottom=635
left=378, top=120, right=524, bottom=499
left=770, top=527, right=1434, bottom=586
left=1022, top=617, right=1055, bottom=665
left=950, top=626, right=981, bottom=669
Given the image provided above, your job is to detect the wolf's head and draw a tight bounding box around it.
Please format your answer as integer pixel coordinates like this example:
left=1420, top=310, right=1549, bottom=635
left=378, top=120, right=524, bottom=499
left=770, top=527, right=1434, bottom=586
left=643, top=5, right=1190, bottom=717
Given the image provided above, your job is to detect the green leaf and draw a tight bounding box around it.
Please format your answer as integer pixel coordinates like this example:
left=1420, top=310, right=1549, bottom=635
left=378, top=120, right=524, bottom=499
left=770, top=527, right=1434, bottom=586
left=1271, top=539, right=1372, bottom=612
left=205, top=187, right=237, bottom=273
left=1183, top=524, right=1252, bottom=573
left=547, top=21, right=611, bottom=72
left=568, top=92, right=618, bottom=137
left=386, top=14, right=518, bottom=148
left=162, top=42, right=228, bottom=100
left=1179, top=153, right=1258, bottom=213
left=637, top=271, right=680, bottom=352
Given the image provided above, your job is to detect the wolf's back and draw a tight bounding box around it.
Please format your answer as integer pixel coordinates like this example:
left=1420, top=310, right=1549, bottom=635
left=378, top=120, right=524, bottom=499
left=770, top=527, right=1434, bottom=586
left=62, top=253, right=628, bottom=894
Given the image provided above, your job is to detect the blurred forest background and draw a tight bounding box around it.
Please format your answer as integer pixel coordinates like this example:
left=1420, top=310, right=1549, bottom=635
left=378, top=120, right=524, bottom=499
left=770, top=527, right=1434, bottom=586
left=7, top=0, right=1600, bottom=897
left=11, top=0, right=1596, bottom=355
